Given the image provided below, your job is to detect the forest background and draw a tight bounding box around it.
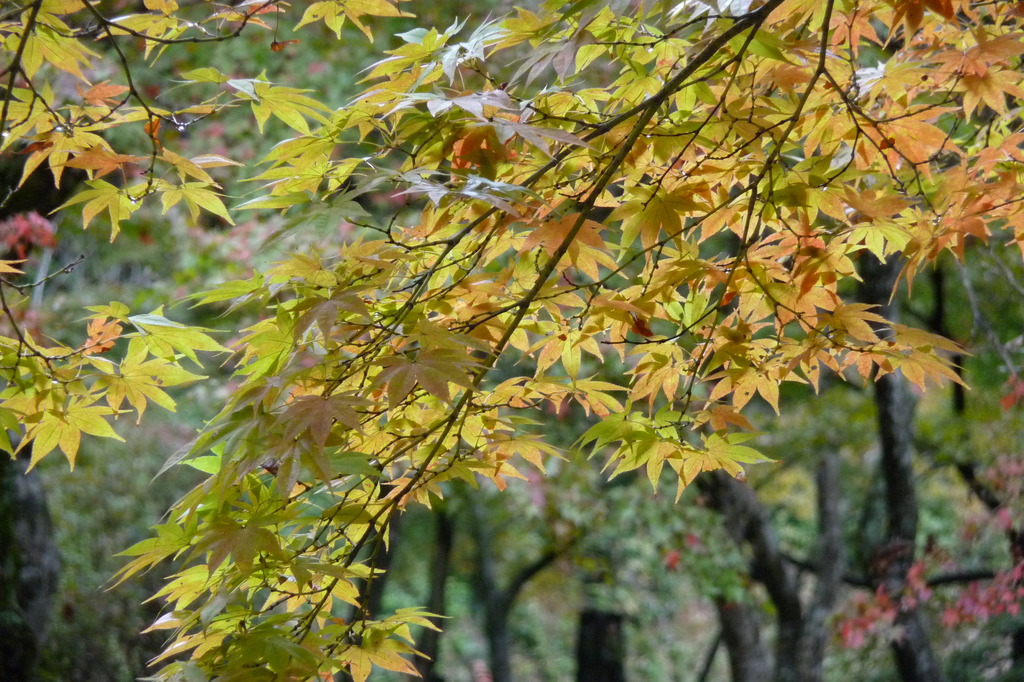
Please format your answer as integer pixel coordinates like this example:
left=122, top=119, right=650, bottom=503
left=3, top=1, right=1024, bottom=681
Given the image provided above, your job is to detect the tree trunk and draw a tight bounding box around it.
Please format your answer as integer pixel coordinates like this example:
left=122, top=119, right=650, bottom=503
left=698, top=446, right=844, bottom=682
left=0, top=450, right=59, bottom=680
left=413, top=509, right=454, bottom=682
left=470, top=496, right=513, bottom=682
left=698, top=471, right=786, bottom=682
left=860, top=255, right=945, bottom=682
left=362, top=512, right=400, bottom=621
left=468, top=494, right=563, bottom=682
left=335, top=499, right=402, bottom=682
left=575, top=608, right=625, bottom=682
left=797, top=451, right=844, bottom=682
left=715, top=598, right=771, bottom=682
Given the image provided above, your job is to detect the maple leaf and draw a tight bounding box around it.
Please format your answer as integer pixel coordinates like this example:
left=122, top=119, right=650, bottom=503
left=127, top=312, right=229, bottom=366
left=843, top=188, right=913, bottom=221
left=0, top=260, right=24, bottom=274
left=708, top=367, right=782, bottom=413
left=629, top=312, right=655, bottom=338
left=879, top=112, right=953, bottom=165
left=889, top=0, right=953, bottom=37
left=144, top=117, right=161, bottom=141
left=144, top=0, right=179, bottom=13
left=98, top=338, right=205, bottom=421
left=450, top=124, right=513, bottom=178
left=961, top=70, right=1024, bottom=118
left=17, top=140, right=53, bottom=156
left=282, top=394, right=365, bottom=448
left=1001, top=375, right=1024, bottom=411
left=374, top=348, right=479, bottom=406
left=246, top=76, right=331, bottom=134
left=270, top=39, right=300, bottom=52
left=76, top=81, right=129, bottom=107
left=703, top=405, right=755, bottom=432
left=65, top=147, right=145, bottom=179
left=830, top=6, right=881, bottom=54
left=160, top=182, right=234, bottom=225
left=670, top=433, right=774, bottom=491
left=826, top=302, right=886, bottom=344
left=202, top=517, right=284, bottom=574
left=630, top=185, right=709, bottom=247
left=958, top=32, right=1024, bottom=76
left=27, top=401, right=123, bottom=470
left=520, top=211, right=604, bottom=259
left=82, top=317, right=122, bottom=355
left=56, top=179, right=142, bottom=236
left=296, top=0, right=412, bottom=40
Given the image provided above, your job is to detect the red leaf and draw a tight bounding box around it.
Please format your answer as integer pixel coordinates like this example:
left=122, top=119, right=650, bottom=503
left=630, top=312, right=654, bottom=338
left=1001, top=374, right=1024, bottom=411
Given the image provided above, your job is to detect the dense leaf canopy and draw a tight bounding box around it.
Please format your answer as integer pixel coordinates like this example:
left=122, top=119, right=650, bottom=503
left=2, top=0, right=1023, bottom=679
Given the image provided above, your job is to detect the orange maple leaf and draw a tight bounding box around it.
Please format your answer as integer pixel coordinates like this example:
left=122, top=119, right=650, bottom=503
left=144, top=117, right=161, bottom=140
left=82, top=317, right=122, bottom=355
left=890, top=0, right=954, bottom=37
left=961, top=70, right=1024, bottom=117
left=270, top=39, right=300, bottom=52
left=65, top=147, right=145, bottom=179
left=450, top=125, right=512, bottom=178
left=830, top=6, right=881, bottom=54
left=520, top=211, right=604, bottom=257
left=77, top=81, right=130, bottom=107
left=17, top=140, right=53, bottom=155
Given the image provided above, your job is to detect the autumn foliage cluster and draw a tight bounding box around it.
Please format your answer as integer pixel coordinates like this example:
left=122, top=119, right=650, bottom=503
left=2, top=0, right=1024, bottom=679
